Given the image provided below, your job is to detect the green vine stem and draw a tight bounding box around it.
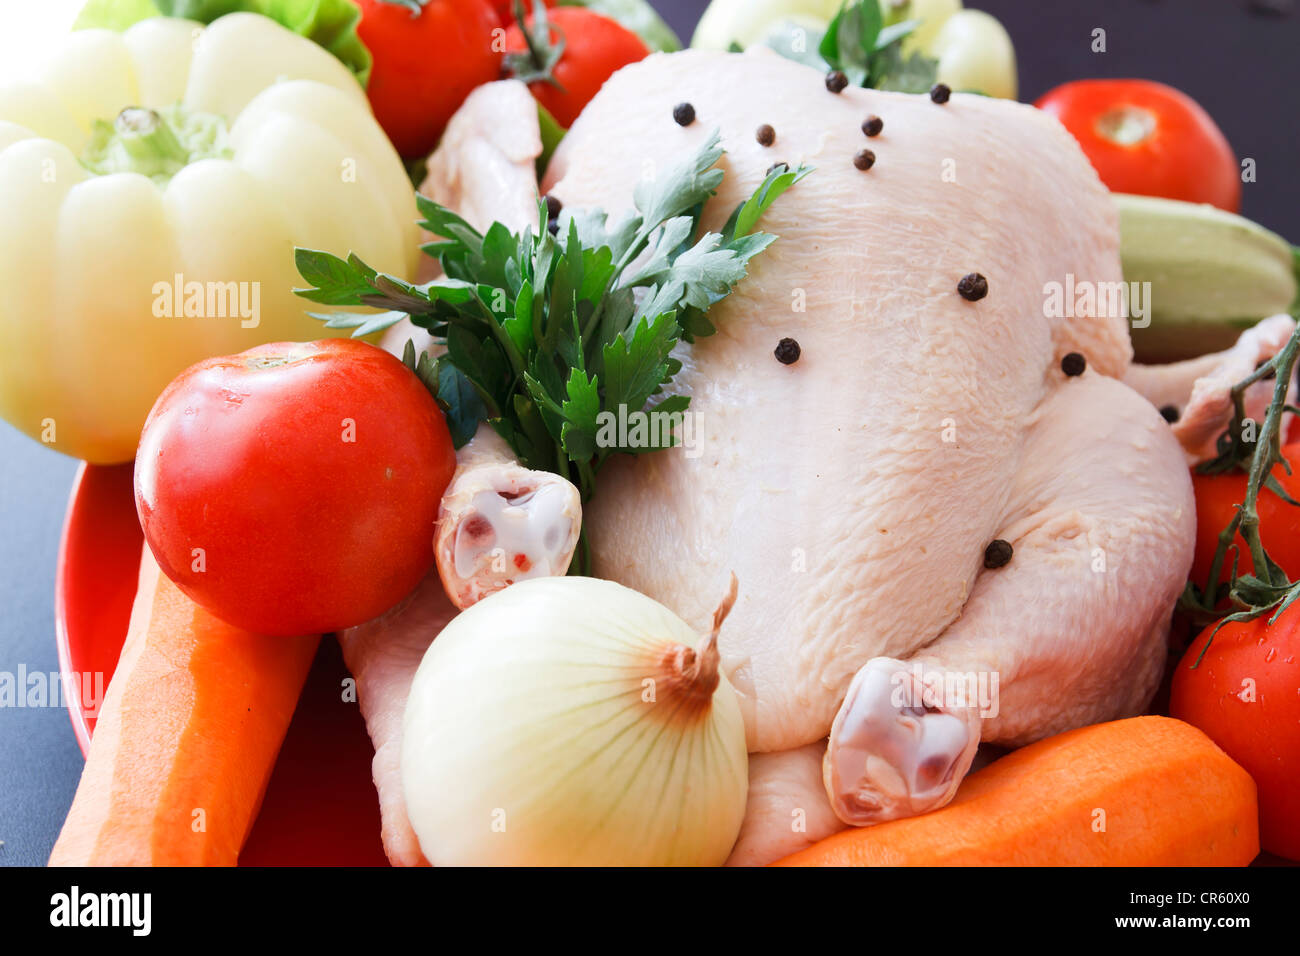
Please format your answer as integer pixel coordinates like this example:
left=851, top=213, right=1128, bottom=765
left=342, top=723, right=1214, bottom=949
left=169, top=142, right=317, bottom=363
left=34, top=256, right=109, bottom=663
left=1180, top=319, right=1300, bottom=665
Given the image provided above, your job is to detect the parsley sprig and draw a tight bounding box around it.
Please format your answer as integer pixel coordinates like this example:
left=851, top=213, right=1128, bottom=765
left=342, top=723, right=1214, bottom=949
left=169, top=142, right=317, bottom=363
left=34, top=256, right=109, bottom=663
left=758, top=0, right=937, bottom=93
left=819, top=0, right=938, bottom=93
left=294, top=132, right=809, bottom=514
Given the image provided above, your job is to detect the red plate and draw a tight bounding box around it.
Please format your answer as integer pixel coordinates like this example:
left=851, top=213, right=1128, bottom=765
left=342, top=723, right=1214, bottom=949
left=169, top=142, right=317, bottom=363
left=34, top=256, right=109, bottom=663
left=55, top=462, right=389, bottom=866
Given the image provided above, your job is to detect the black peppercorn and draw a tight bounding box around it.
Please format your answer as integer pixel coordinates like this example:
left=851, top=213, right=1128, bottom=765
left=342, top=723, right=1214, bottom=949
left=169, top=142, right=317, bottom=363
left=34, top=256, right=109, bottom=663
left=1160, top=405, right=1180, bottom=423
left=544, top=194, right=562, bottom=220
left=766, top=161, right=789, bottom=176
left=774, top=337, right=801, bottom=364
left=1061, top=352, right=1087, bottom=376
left=547, top=219, right=559, bottom=236
left=853, top=149, right=876, bottom=170
left=756, top=123, right=776, bottom=147
left=861, top=114, right=883, bottom=137
left=956, top=273, right=988, bottom=301
left=825, top=70, right=849, bottom=94
left=672, top=102, right=695, bottom=126
left=984, top=539, right=1013, bottom=569
left=930, top=83, right=951, bottom=104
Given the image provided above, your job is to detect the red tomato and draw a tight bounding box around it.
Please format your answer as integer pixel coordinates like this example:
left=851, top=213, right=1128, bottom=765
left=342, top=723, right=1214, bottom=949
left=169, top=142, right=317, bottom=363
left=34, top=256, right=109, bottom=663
left=356, top=0, right=503, bottom=158
left=1035, top=79, right=1240, bottom=212
left=1171, top=611, right=1300, bottom=860
left=135, top=340, right=456, bottom=636
left=504, top=7, right=649, bottom=127
left=1189, top=443, right=1300, bottom=594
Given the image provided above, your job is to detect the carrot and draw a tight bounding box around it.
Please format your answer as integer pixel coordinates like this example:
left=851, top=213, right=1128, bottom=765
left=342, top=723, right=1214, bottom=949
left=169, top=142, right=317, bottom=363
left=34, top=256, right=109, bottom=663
left=775, top=716, right=1258, bottom=867
left=49, top=546, right=319, bottom=866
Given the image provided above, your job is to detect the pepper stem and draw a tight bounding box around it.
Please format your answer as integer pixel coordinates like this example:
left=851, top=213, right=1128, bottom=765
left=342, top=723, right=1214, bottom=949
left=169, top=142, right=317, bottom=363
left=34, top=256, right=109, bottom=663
left=80, top=104, right=231, bottom=184
left=113, top=108, right=189, bottom=173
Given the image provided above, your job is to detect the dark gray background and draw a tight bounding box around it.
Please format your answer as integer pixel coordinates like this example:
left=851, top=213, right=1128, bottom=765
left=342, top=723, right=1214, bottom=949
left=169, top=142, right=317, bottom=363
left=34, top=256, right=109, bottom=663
left=1, top=0, right=1296, bottom=867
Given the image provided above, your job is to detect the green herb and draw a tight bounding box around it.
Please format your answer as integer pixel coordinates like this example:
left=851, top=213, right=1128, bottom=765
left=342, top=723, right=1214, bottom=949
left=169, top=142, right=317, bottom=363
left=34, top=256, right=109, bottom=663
left=821, top=0, right=937, bottom=92
left=756, top=0, right=935, bottom=94
left=73, top=0, right=373, bottom=87
left=403, top=154, right=429, bottom=191
left=295, top=132, right=810, bottom=515
left=535, top=102, right=567, bottom=178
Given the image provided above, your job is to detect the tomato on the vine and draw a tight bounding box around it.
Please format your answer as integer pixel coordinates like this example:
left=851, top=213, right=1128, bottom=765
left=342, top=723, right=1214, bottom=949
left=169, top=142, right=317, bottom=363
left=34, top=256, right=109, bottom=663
left=504, top=6, right=650, bottom=127
left=1171, top=610, right=1300, bottom=860
left=135, top=339, right=457, bottom=636
left=1189, top=443, right=1300, bottom=594
left=356, top=0, right=503, bottom=158
left=1035, top=79, right=1240, bottom=212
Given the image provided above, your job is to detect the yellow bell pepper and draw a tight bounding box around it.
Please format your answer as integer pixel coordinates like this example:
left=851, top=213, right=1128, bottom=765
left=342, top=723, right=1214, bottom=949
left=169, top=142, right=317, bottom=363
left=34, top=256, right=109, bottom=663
left=0, top=13, right=418, bottom=464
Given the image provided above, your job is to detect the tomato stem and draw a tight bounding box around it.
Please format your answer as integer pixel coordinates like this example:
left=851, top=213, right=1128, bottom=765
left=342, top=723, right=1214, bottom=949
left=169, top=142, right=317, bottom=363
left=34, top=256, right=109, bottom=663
left=506, top=0, right=569, bottom=93
left=1185, top=321, right=1300, bottom=664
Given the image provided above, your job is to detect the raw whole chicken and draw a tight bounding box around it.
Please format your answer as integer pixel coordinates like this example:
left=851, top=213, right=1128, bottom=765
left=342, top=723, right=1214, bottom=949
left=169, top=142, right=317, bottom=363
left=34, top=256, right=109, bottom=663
left=543, top=48, right=1292, bottom=861
left=342, top=60, right=1294, bottom=866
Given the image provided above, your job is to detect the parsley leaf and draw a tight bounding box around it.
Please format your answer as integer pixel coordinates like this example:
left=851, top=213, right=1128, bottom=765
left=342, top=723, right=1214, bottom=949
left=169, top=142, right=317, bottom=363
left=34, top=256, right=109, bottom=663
left=809, top=0, right=937, bottom=94
left=294, top=132, right=810, bottom=570
left=819, top=0, right=883, bottom=87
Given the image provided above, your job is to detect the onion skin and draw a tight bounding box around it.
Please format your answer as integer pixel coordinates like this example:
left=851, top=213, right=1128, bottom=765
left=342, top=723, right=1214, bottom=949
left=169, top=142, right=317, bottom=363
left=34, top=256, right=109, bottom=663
left=401, top=576, right=749, bottom=866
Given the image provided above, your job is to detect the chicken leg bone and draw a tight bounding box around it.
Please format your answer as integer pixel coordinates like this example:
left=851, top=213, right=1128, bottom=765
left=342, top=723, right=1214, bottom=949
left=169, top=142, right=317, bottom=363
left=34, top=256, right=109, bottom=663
left=435, top=424, right=582, bottom=610
left=823, top=657, right=981, bottom=826
left=1125, top=314, right=1297, bottom=464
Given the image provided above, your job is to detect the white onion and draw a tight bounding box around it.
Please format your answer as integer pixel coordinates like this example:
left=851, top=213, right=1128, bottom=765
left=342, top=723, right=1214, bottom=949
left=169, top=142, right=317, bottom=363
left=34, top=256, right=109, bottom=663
left=401, top=575, right=749, bottom=866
